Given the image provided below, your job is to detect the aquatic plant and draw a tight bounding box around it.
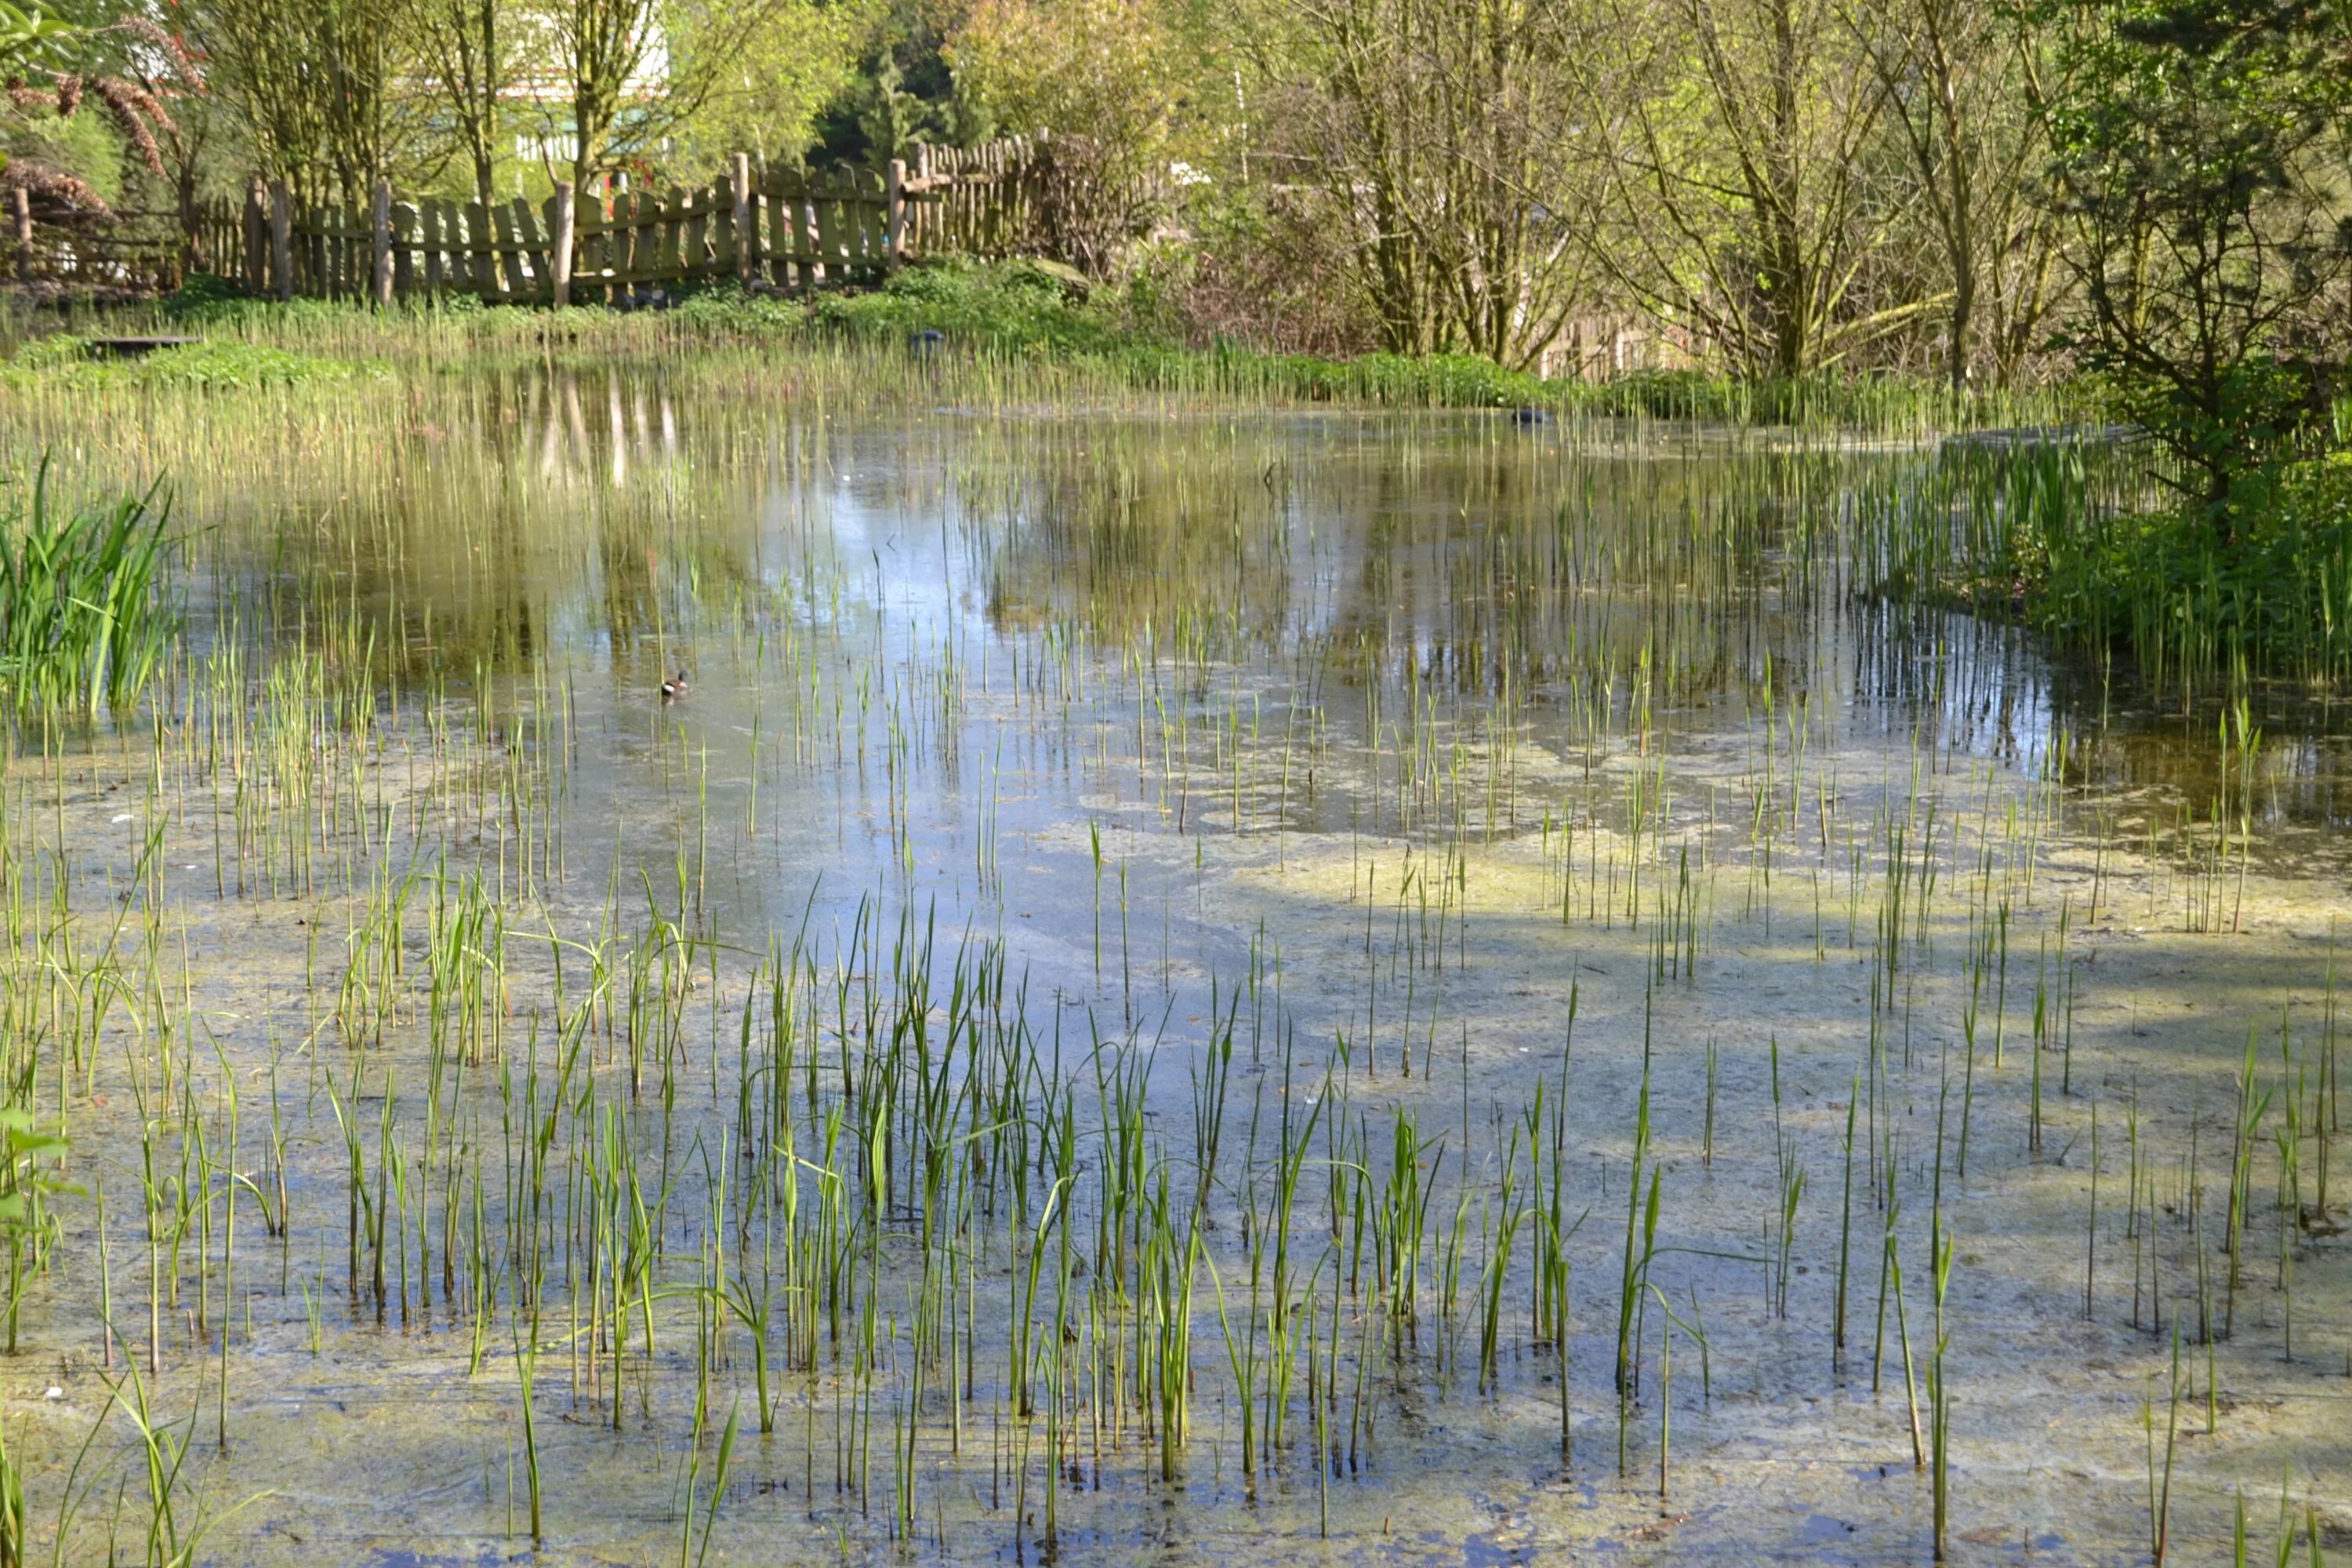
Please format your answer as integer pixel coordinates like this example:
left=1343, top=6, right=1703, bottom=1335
left=0, top=464, right=171, bottom=711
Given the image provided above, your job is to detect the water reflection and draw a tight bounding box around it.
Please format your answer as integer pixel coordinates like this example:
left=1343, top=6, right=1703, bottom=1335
left=185, top=366, right=2352, bottom=879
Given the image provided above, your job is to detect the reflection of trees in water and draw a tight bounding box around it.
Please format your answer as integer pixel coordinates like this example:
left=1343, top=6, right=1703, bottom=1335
left=1849, top=566, right=2352, bottom=860
left=198, top=379, right=2352, bottom=835
left=212, top=366, right=774, bottom=684
left=966, top=423, right=1872, bottom=724
left=963, top=421, right=1298, bottom=651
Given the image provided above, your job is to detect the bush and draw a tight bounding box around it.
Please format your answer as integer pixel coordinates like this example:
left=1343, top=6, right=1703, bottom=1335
left=809, top=259, right=1113, bottom=354
left=2029, top=452, right=2352, bottom=680
left=156, top=272, right=252, bottom=322
left=666, top=281, right=801, bottom=332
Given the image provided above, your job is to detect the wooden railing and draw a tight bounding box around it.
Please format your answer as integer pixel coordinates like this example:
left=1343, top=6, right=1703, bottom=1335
left=216, top=137, right=1071, bottom=306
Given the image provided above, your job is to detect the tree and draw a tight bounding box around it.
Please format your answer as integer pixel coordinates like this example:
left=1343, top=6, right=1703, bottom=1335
left=189, top=0, right=321, bottom=198
left=415, top=0, right=514, bottom=212
left=1844, top=0, right=2075, bottom=387
left=1235, top=0, right=1602, bottom=365
left=945, top=0, right=1196, bottom=272
left=543, top=0, right=798, bottom=191
left=318, top=0, right=434, bottom=201
left=668, top=2, right=863, bottom=172
left=1590, top=0, right=1926, bottom=379
left=2045, top=0, right=2351, bottom=537
left=0, top=2, right=193, bottom=211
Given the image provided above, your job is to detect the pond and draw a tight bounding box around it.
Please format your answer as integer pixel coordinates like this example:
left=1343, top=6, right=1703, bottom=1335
left=0, top=354, right=2341, bottom=1565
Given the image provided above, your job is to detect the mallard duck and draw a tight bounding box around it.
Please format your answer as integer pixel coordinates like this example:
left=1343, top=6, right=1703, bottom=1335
left=659, top=670, right=691, bottom=702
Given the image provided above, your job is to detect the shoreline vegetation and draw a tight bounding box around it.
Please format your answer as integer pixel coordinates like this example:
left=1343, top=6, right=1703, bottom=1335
left=9, top=263, right=2094, bottom=430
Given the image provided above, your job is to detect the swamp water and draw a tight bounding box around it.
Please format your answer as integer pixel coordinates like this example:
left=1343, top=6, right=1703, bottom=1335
left=0, top=359, right=2343, bottom=1565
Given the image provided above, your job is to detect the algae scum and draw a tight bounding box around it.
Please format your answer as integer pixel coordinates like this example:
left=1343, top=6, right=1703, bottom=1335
left=0, top=361, right=2343, bottom=1565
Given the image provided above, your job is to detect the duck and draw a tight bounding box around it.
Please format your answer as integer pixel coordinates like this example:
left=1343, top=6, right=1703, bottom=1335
left=659, top=670, right=691, bottom=702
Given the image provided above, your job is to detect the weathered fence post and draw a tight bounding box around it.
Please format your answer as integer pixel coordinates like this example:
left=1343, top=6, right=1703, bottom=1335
left=244, top=179, right=267, bottom=293
left=11, top=187, right=32, bottom=281
left=270, top=180, right=292, bottom=301
left=465, top=201, right=494, bottom=299
left=371, top=177, right=393, bottom=308
left=391, top=201, right=418, bottom=298
left=886, top=158, right=906, bottom=267
left=613, top=183, right=638, bottom=297
left=422, top=201, right=444, bottom=294
left=733, top=153, right=754, bottom=285
left=515, top=198, right=550, bottom=298
left=551, top=180, right=575, bottom=307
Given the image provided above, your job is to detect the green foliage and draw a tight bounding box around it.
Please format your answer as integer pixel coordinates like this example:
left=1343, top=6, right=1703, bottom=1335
left=2085, top=355, right=2318, bottom=539
left=2027, top=453, right=2352, bottom=681
left=664, top=0, right=864, bottom=172
left=666, top=281, right=807, bottom=332
left=2042, top=0, right=2350, bottom=534
left=155, top=272, right=252, bottom=321
left=7, top=332, right=88, bottom=370
left=131, top=340, right=389, bottom=389
left=0, top=464, right=174, bottom=711
left=1869, top=422, right=2352, bottom=683
left=0, top=0, right=80, bottom=75
left=1178, top=350, right=1551, bottom=408
left=809, top=258, right=1115, bottom=353
left=5, top=335, right=389, bottom=390
left=0, top=1108, right=74, bottom=1236
left=2, top=98, right=128, bottom=203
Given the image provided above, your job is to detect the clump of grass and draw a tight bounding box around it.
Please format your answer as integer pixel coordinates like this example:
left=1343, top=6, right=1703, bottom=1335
left=0, top=464, right=174, bottom=711
left=808, top=260, right=1110, bottom=354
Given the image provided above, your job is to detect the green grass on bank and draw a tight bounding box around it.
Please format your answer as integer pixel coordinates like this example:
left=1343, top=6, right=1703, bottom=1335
left=3, top=332, right=387, bottom=391
left=2, top=260, right=2089, bottom=436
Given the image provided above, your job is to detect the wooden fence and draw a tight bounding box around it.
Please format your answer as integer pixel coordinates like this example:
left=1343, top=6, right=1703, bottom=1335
left=1, top=136, right=1077, bottom=303
left=1, top=184, right=244, bottom=292
left=202, top=137, right=1068, bottom=306
left=899, top=137, right=1058, bottom=260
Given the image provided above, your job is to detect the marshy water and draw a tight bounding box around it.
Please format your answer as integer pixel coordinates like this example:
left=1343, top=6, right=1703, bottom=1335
left=0, top=350, right=2343, bottom=1565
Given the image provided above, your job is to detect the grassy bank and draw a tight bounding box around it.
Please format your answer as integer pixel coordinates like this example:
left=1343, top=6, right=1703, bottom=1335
left=2, top=260, right=2089, bottom=436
